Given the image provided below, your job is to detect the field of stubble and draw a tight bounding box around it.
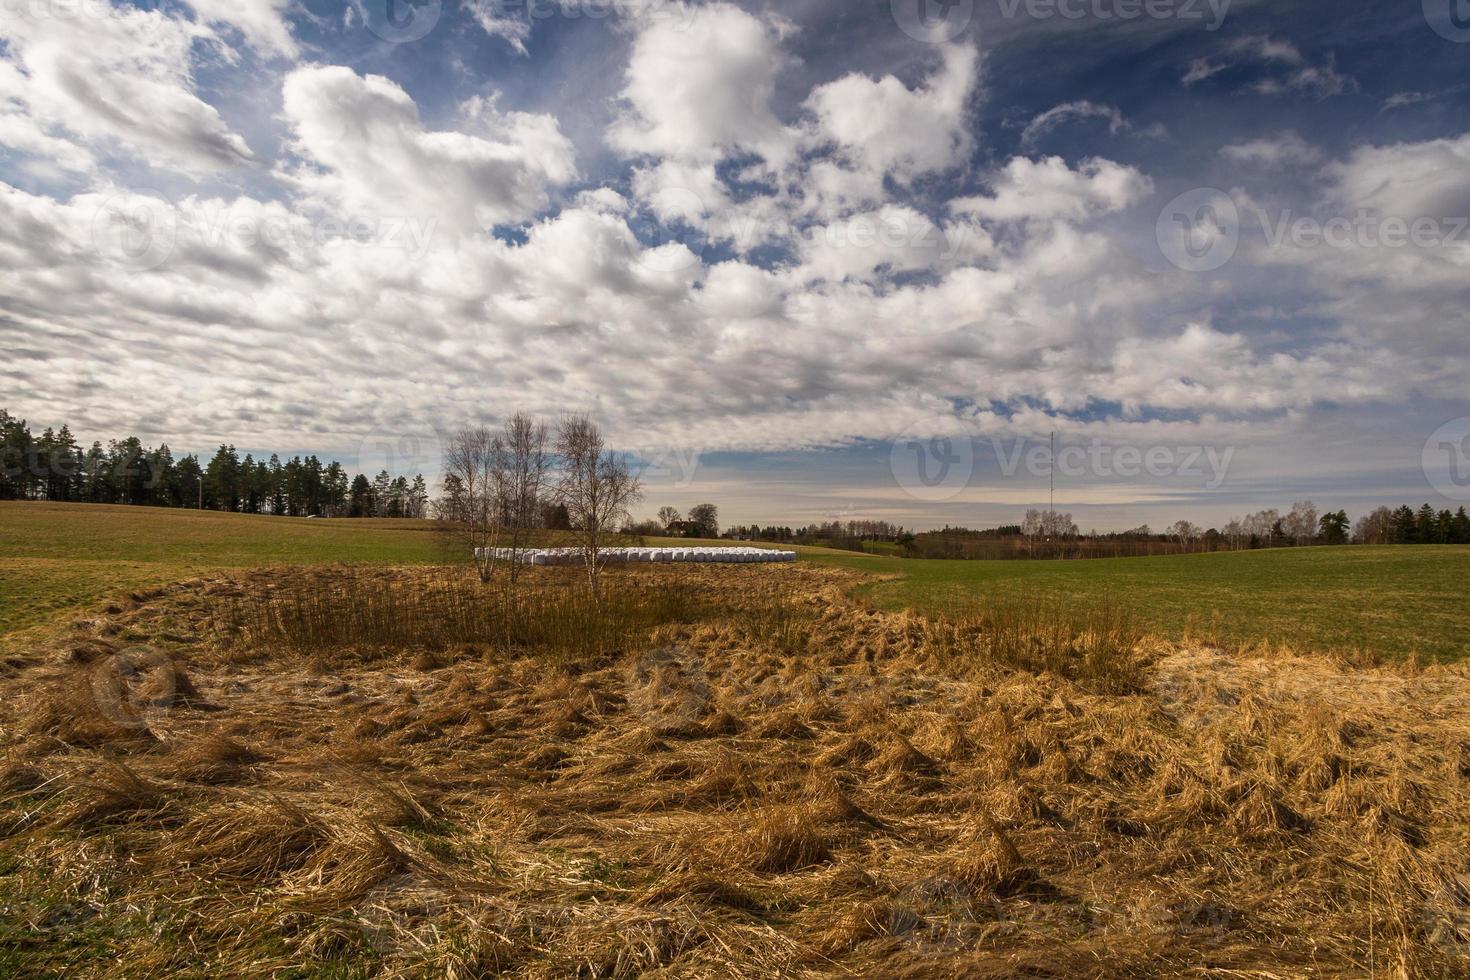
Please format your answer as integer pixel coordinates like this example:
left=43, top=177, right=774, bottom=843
left=2, top=563, right=1468, bottom=977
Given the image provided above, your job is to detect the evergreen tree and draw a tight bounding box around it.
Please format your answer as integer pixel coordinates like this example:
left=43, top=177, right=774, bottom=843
left=268, top=455, right=285, bottom=514
left=348, top=473, right=374, bottom=517
left=322, top=462, right=349, bottom=517
left=0, top=409, right=33, bottom=500
left=371, top=470, right=392, bottom=518
left=205, top=445, right=242, bottom=511
left=1317, top=510, right=1350, bottom=545
left=176, top=454, right=203, bottom=508
left=149, top=443, right=177, bottom=506
left=1416, top=503, right=1437, bottom=544
left=1453, top=507, right=1470, bottom=545
left=409, top=475, right=428, bottom=518
left=1391, top=505, right=1417, bottom=543
left=1436, top=509, right=1455, bottom=546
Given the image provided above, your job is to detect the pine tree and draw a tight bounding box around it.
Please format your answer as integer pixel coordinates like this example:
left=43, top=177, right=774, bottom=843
left=349, top=474, right=374, bottom=517
left=409, top=475, right=428, bottom=518
left=1391, top=505, right=1417, bottom=543
left=1453, top=507, right=1470, bottom=545
left=1416, top=503, right=1437, bottom=544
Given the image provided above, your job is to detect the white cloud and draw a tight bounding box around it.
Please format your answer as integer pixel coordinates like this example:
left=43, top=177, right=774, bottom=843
left=1020, top=100, right=1127, bottom=148
left=1184, top=36, right=1352, bottom=98
left=465, top=0, right=532, bottom=55
left=281, top=67, right=576, bottom=234
left=1323, top=133, right=1470, bottom=219
left=802, top=43, right=978, bottom=186
left=950, top=156, right=1151, bottom=223
left=608, top=2, right=791, bottom=165
left=1, top=7, right=1461, bottom=524
left=0, top=1, right=254, bottom=176
left=1220, top=132, right=1321, bottom=167
left=182, top=0, right=298, bottom=58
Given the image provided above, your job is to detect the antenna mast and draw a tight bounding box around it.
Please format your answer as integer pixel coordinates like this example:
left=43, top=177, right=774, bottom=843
left=1049, top=430, right=1055, bottom=513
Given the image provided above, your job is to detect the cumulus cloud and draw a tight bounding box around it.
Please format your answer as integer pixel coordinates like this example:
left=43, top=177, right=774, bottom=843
left=1, top=2, right=1461, bottom=523
left=281, top=67, right=576, bottom=234
left=802, top=43, right=978, bottom=186
left=1323, top=133, right=1470, bottom=219
left=608, top=2, right=791, bottom=165
left=950, top=156, right=1151, bottom=223
left=0, top=2, right=254, bottom=176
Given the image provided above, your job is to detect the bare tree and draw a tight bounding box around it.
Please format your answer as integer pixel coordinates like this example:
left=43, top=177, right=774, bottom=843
left=1168, top=519, right=1202, bottom=551
left=555, top=415, right=643, bottom=594
left=1284, top=500, right=1318, bottom=545
left=1354, top=506, right=1394, bottom=545
left=1022, top=508, right=1078, bottom=558
left=657, top=505, right=681, bottom=533
left=439, top=426, right=507, bottom=582
left=500, top=412, right=550, bottom=584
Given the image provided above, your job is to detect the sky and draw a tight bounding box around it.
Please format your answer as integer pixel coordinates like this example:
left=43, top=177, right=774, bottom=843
left=2, top=0, right=1469, bottom=531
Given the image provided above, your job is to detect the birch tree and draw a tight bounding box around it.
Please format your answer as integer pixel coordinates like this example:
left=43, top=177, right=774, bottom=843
left=556, top=415, right=642, bottom=594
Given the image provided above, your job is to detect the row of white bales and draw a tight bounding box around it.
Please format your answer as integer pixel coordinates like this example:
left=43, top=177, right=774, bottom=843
left=475, top=546, right=797, bottom=565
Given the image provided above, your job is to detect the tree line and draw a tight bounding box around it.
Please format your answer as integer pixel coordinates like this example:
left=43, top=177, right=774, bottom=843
left=0, top=408, right=427, bottom=518
left=729, top=500, right=1470, bottom=561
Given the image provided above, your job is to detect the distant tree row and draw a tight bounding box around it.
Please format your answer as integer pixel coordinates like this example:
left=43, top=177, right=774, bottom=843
left=721, top=520, right=910, bottom=549
left=725, top=499, right=1470, bottom=561
left=1353, top=504, right=1470, bottom=545
left=0, top=408, right=427, bottom=518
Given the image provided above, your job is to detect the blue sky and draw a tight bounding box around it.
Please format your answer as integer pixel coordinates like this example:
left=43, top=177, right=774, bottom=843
left=3, top=0, right=1469, bottom=529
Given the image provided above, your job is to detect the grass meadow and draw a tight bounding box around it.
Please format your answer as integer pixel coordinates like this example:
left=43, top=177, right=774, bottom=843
left=5, top=500, right=1468, bottom=660
left=2, top=501, right=1470, bottom=975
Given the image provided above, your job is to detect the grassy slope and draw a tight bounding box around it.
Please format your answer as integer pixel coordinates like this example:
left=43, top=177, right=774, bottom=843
left=797, top=544, right=1470, bottom=661
left=4, top=501, right=1468, bottom=659
left=0, top=502, right=447, bottom=636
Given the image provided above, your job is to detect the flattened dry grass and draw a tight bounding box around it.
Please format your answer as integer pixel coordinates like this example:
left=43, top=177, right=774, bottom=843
left=0, top=563, right=1467, bottom=977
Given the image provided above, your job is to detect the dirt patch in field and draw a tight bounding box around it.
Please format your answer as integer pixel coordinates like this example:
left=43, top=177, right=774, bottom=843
left=2, top=565, right=1468, bottom=977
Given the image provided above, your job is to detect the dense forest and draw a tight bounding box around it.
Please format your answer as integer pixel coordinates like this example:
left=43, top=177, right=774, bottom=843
left=0, top=409, right=427, bottom=518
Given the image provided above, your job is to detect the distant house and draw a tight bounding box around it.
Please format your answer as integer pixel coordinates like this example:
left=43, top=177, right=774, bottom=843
left=666, top=520, right=702, bottom=538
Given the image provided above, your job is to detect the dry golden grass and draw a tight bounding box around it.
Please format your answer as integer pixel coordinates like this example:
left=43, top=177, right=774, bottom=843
left=0, top=563, right=1468, bottom=977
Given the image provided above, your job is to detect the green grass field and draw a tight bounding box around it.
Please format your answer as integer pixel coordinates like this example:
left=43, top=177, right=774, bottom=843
left=3, top=501, right=1467, bottom=659
left=0, top=502, right=448, bottom=636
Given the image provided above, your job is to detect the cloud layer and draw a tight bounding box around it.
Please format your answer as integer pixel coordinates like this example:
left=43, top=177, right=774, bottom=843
left=2, top=0, right=1468, bottom=526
